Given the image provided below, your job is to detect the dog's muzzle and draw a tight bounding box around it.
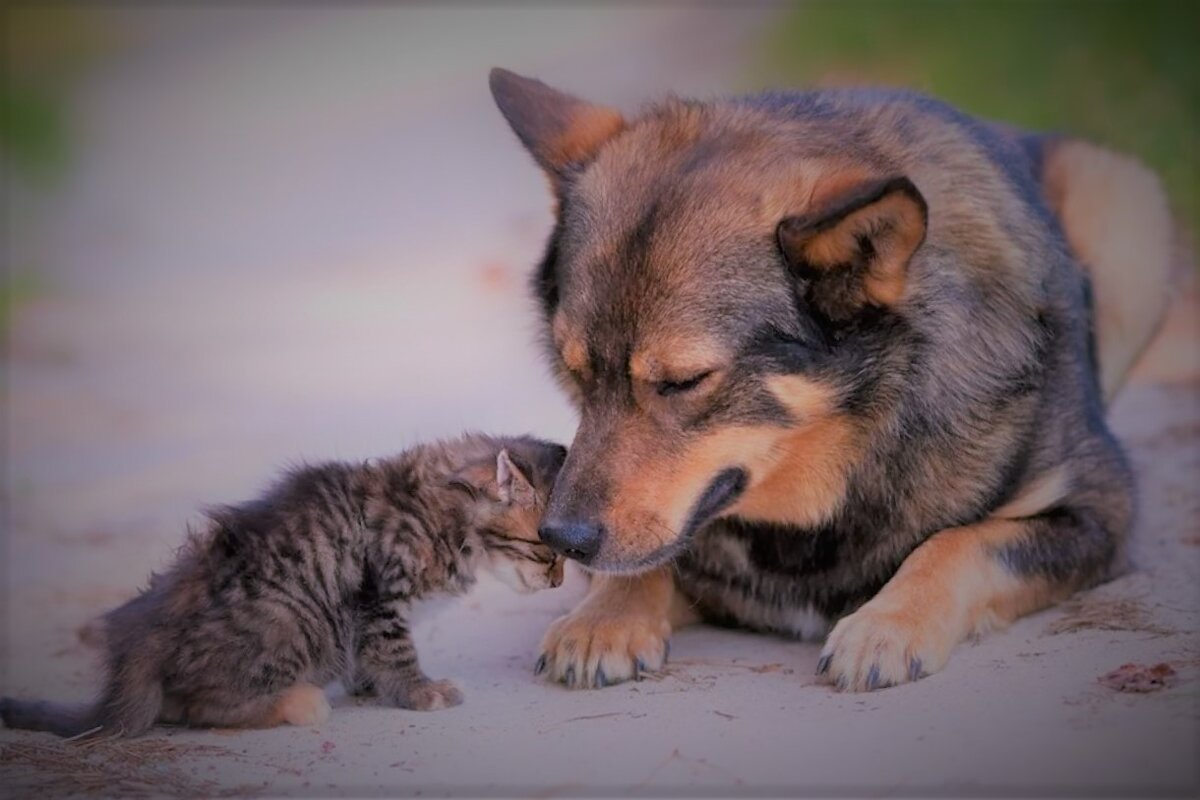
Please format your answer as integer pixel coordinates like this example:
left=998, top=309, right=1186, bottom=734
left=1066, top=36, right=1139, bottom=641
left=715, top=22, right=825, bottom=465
left=683, top=467, right=749, bottom=539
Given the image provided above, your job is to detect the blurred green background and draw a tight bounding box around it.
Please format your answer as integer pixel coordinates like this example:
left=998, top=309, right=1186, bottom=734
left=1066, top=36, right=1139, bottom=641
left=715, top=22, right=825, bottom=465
left=761, top=0, right=1198, bottom=237
left=7, top=3, right=1196, bottom=204
left=2, top=5, right=110, bottom=333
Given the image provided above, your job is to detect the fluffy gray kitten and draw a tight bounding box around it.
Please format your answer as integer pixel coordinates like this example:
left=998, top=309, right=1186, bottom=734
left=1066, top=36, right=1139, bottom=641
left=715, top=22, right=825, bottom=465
left=0, top=433, right=566, bottom=738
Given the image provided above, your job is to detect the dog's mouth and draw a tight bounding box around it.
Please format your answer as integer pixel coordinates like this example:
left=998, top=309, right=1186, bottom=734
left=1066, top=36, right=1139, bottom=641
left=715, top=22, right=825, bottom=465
left=683, top=467, right=748, bottom=539
left=593, top=467, right=749, bottom=575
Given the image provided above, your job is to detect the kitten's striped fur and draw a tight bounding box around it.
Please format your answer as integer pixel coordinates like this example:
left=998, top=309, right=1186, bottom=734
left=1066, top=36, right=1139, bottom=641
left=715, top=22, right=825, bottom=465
left=0, top=433, right=566, bottom=738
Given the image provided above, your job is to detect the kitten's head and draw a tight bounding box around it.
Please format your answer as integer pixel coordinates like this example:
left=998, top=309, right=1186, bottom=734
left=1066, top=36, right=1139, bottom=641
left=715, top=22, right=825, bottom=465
left=448, top=436, right=567, bottom=593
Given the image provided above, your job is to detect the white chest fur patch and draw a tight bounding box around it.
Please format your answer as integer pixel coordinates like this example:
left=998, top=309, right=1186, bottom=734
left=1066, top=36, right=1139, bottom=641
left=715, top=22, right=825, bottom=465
left=715, top=585, right=832, bottom=641
left=781, top=605, right=832, bottom=641
left=408, top=593, right=457, bottom=627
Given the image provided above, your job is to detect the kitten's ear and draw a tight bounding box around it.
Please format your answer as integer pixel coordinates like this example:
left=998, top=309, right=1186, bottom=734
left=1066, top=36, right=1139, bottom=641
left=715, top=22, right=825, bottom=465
left=496, top=449, right=536, bottom=507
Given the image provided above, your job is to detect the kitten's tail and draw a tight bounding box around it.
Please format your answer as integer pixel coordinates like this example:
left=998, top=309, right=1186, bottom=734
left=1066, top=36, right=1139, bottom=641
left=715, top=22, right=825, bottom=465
left=1, top=649, right=165, bottom=738
left=0, top=697, right=99, bottom=738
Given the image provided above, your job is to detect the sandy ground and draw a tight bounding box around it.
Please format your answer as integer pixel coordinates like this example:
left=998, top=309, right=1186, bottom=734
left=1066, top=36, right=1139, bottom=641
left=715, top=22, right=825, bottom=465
left=2, top=7, right=1197, bottom=798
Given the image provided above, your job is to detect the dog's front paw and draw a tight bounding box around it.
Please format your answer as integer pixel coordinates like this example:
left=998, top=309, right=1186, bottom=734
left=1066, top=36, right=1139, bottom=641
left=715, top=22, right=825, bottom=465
left=817, top=601, right=954, bottom=692
left=536, top=606, right=670, bottom=689
left=397, top=679, right=463, bottom=711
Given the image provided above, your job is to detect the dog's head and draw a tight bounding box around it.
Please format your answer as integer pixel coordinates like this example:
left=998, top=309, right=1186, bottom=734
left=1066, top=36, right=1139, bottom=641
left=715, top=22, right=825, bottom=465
left=490, top=70, right=929, bottom=572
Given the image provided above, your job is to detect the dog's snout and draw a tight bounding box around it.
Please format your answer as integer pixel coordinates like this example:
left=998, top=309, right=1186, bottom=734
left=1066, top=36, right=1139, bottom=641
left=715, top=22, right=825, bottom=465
left=539, top=519, right=604, bottom=563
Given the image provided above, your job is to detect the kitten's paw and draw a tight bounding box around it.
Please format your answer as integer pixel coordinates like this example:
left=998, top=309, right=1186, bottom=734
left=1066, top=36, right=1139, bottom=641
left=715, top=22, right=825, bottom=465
left=400, top=679, right=463, bottom=711
left=537, top=606, right=670, bottom=689
left=276, top=684, right=332, bottom=726
left=817, top=600, right=952, bottom=692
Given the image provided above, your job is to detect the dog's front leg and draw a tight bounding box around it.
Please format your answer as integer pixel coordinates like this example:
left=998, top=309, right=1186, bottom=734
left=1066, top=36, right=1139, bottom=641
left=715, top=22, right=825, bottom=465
left=818, top=508, right=1122, bottom=692
left=536, top=566, right=696, bottom=689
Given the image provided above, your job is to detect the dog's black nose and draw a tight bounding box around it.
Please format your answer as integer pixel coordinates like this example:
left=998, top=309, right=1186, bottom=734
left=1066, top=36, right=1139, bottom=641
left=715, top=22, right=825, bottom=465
left=539, top=519, right=604, bottom=563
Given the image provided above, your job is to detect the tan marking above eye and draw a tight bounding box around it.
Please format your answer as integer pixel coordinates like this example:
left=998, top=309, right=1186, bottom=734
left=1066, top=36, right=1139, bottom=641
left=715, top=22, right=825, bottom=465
left=561, top=339, right=589, bottom=376
left=630, top=337, right=729, bottom=386
left=552, top=313, right=591, bottom=377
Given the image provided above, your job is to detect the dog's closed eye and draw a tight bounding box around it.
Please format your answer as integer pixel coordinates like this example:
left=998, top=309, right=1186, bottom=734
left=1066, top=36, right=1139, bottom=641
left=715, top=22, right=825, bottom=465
left=656, top=370, right=714, bottom=397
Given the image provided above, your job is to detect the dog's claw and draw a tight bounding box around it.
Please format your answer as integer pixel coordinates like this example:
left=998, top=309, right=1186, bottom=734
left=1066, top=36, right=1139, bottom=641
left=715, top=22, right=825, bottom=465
left=634, top=658, right=645, bottom=681
left=908, top=657, right=923, bottom=682
left=663, top=640, right=671, bottom=664
left=534, top=654, right=547, bottom=676
left=565, top=666, right=576, bottom=688
left=816, top=654, right=832, bottom=675
left=595, top=668, right=607, bottom=689
left=866, top=664, right=880, bottom=691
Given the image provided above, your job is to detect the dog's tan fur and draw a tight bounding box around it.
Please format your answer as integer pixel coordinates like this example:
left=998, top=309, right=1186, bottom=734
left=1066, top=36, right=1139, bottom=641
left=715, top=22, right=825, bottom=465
left=1042, top=138, right=1175, bottom=401
left=991, top=465, right=1073, bottom=521
left=782, top=185, right=926, bottom=307
left=822, top=519, right=1067, bottom=690
left=538, top=570, right=675, bottom=687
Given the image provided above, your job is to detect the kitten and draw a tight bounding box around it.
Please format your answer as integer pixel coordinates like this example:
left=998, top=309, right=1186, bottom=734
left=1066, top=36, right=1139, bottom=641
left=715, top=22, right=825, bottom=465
left=0, top=433, right=566, bottom=738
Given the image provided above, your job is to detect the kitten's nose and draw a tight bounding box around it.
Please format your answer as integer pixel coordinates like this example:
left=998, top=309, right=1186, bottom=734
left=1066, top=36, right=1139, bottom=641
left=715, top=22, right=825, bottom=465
left=538, top=519, right=604, bottom=563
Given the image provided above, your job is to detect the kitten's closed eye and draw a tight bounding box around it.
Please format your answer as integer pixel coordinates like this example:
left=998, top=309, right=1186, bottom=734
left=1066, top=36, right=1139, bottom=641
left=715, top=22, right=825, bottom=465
left=481, top=534, right=563, bottom=593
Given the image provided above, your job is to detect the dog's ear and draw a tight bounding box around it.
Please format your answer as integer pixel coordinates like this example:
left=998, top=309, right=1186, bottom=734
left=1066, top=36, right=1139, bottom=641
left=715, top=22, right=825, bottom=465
left=777, top=176, right=927, bottom=320
left=489, top=68, right=625, bottom=184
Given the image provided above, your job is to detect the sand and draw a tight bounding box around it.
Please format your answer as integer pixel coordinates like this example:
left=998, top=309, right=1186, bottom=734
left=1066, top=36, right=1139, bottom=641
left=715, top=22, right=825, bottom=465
left=2, top=6, right=1196, bottom=797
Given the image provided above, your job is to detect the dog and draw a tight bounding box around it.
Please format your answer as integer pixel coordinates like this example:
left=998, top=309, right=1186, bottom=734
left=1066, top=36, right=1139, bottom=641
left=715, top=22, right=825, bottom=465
left=489, top=68, right=1176, bottom=691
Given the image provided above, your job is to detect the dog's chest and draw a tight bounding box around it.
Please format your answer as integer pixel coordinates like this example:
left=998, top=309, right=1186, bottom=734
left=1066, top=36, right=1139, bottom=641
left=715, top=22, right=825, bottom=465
left=675, top=520, right=876, bottom=638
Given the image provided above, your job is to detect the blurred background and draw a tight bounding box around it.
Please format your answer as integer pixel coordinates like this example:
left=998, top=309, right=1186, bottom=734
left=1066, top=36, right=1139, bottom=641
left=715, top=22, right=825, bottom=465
left=4, top=0, right=1195, bottom=535
left=1, top=2, right=1197, bottom=795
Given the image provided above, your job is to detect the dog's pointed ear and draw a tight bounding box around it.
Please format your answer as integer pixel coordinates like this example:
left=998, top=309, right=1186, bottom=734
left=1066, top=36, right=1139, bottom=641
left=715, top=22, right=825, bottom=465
left=489, top=68, right=625, bottom=183
left=778, top=176, right=928, bottom=319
